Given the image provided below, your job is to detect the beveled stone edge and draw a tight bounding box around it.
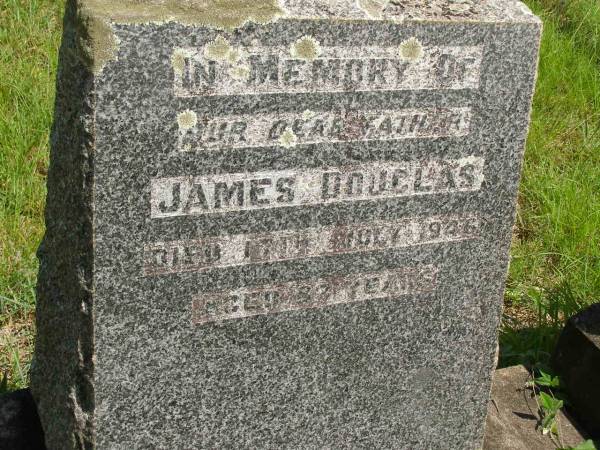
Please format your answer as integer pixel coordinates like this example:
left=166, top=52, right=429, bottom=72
left=75, top=0, right=541, bottom=75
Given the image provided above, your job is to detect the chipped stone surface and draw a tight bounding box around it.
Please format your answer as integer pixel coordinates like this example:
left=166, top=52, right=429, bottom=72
left=32, top=0, right=541, bottom=448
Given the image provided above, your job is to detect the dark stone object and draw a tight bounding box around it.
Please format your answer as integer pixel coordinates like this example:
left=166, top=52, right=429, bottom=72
left=0, top=389, right=46, bottom=450
left=483, top=365, right=588, bottom=450
left=553, top=303, right=600, bottom=438
left=31, top=0, right=541, bottom=448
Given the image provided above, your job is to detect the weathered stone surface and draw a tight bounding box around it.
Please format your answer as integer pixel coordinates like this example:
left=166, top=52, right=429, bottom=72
left=32, top=0, right=541, bottom=448
left=0, top=389, right=46, bottom=450
left=483, top=365, right=587, bottom=450
left=553, top=303, right=600, bottom=438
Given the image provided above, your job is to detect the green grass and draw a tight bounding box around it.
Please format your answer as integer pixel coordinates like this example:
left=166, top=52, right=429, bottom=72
left=0, top=0, right=598, bottom=389
left=0, top=0, right=63, bottom=391
left=501, top=0, right=600, bottom=369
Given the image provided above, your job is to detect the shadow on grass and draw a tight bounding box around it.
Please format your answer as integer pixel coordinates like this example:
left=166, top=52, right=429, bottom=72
left=500, top=278, right=590, bottom=370
left=499, top=324, right=562, bottom=371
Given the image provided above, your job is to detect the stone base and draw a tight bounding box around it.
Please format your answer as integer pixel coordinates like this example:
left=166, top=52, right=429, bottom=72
left=483, top=365, right=589, bottom=449
left=553, top=303, right=600, bottom=438
left=0, top=366, right=595, bottom=449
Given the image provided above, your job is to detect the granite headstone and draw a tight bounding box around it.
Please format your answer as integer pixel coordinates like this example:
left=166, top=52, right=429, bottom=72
left=31, top=1, right=541, bottom=448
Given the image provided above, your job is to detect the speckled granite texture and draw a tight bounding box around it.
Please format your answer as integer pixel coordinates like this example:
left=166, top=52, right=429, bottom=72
left=283, top=0, right=538, bottom=22
left=31, top=1, right=541, bottom=448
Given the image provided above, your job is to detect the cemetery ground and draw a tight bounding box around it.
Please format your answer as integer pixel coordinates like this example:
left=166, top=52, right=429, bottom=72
left=0, top=0, right=598, bottom=395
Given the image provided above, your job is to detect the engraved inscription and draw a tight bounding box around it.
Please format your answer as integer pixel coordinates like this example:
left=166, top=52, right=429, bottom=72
left=151, top=157, right=485, bottom=218
left=192, top=266, right=438, bottom=324
left=174, top=44, right=483, bottom=97
left=178, top=108, right=472, bottom=151
left=144, top=215, right=480, bottom=275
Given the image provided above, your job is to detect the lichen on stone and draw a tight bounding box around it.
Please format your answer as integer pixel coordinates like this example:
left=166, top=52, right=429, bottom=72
left=279, top=128, right=298, bottom=148
left=290, top=36, right=322, bottom=61
left=399, top=37, right=423, bottom=62
left=171, top=48, right=188, bottom=75
left=302, top=110, right=316, bottom=120
left=82, top=0, right=285, bottom=28
left=229, top=64, right=251, bottom=81
left=226, top=48, right=244, bottom=64
left=76, top=0, right=285, bottom=75
left=76, top=4, right=120, bottom=75
left=204, top=36, right=232, bottom=61
left=177, top=110, right=198, bottom=130
left=356, top=0, right=390, bottom=19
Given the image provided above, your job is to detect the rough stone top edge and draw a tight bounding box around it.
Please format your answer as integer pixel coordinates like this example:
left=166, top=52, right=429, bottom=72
left=76, top=0, right=540, bottom=75
left=80, top=0, right=541, bottom=27
left=283, top=0, right=541, bottom=25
